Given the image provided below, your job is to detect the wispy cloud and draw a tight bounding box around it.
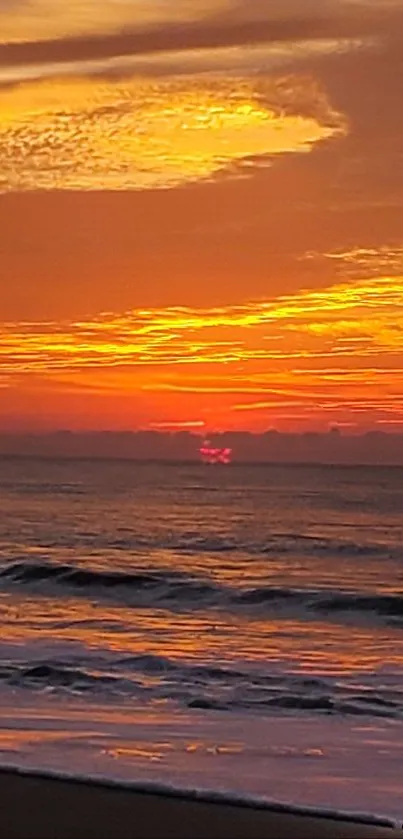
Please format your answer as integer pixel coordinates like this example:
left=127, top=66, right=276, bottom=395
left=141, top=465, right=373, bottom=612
left=304, top=247, right=403, bottom=280
left=1, top=274, right=402, bottom=374
left=0, top=270, right=403, bottom=428
left=1, top=273, right=402, bottom=427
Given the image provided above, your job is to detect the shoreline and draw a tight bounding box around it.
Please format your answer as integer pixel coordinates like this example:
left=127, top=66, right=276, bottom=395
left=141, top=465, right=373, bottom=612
left=0, top=766, right=399, bottom=838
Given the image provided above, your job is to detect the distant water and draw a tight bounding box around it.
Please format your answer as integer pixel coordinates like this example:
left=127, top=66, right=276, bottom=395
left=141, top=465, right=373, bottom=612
left=0, top=458, right=402, bottom=820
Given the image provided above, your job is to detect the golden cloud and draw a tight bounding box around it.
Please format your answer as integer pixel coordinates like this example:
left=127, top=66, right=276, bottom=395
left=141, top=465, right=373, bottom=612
left=1, top=275, right=402, bottom=379
left=2, top=269, right=402, bottom=427
left=0, top=73, right=345, bottom=192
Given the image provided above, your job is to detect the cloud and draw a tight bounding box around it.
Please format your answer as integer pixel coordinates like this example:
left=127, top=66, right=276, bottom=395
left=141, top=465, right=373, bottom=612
left=1, top=268, right=402, bottom=430
left=0, top=1, right=401, bottom=68
left=150, top=420, right=205, bottom=429
left=1, top=273, right=402, bottom=373
left=0, top=73, right=345, bottom=193
left=304, top=247, right=403, bottom=280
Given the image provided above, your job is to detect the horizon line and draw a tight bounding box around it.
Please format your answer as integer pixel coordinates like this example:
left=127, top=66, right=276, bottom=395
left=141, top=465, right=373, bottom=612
left=0, top=428, right=402, bottom=438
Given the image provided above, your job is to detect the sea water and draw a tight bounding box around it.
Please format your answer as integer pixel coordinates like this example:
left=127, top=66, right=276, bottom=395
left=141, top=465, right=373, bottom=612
left=0, top=458, right=402, bottom=821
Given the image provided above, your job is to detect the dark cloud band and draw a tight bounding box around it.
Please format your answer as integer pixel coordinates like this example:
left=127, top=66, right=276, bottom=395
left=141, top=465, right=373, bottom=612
left=0, top=3, right=400, bottom=68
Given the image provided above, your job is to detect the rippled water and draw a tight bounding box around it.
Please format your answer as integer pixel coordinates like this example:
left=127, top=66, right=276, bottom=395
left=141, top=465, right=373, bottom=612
left=0, top=458, right=402, bottom=818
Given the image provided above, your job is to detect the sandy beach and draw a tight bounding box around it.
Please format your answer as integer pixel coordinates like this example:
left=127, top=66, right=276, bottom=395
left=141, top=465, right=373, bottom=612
left=0, top=768, right=398, bottom=839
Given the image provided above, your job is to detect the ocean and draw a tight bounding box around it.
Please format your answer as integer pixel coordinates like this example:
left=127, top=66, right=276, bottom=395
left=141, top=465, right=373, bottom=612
left=0, top=457, right=402, bottom=822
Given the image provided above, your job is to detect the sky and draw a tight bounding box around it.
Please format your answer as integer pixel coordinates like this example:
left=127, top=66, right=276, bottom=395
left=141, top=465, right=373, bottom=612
left=0, top=0, right=402, bottom=436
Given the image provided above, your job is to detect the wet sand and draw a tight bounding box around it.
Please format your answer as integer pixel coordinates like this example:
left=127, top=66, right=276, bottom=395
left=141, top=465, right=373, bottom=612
left=0, top=768, right=398, bottom=838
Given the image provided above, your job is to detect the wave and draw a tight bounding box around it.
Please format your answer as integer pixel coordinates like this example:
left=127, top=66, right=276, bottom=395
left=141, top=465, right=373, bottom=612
left=235, top=586, right=403, bottom=620
left=261, top=533, right=399, bottom=559
left=4, top=481, right=86, bottom=496
left=167, top=533, right=393, bottom=558
left=1, top=653, right=402, bottom=720
left=24, top=531, right=401, bottom=561
left=185, top=694, right=400, bottom=716
left=0, top=560, right=223, bottom=604
left=0, top=662, right=127, bottom=691
left=1, top=559, right=402, bottom=625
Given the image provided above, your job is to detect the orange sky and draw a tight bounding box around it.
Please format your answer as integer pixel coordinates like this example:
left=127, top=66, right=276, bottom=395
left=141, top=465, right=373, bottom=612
left=0, top=0, right=402, bottom=434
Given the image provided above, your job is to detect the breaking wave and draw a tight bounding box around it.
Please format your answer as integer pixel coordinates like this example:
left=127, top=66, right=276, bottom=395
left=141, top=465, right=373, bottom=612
left=0, top=652, right=402, bottom=720
left=0, top=559, right=402, bottom=625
